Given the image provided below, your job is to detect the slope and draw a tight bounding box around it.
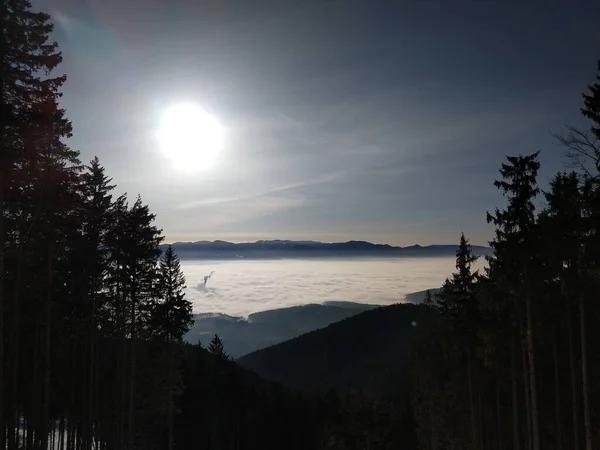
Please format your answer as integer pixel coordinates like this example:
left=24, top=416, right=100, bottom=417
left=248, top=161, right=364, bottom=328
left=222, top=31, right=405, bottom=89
left=184, top=301, right=378, bottom=358
left=236, top=303, right=432, bottom=396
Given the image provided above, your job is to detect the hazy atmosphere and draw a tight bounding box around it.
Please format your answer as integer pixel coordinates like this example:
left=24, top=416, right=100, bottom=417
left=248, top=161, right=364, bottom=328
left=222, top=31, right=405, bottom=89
left=40, top=0, right=599, bottom=245
left=4, top=1, right=600, bottom=449
left=182, top=256, right=485, bottom=316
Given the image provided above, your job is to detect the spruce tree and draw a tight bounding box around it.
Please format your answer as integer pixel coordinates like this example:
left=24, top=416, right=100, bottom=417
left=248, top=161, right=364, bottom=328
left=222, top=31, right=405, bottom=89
left=77, top=157, right=115, bottom=449
left=582, top=59, right=600, bottom=141
left=152, top=244, right=192, bottom=450
left=435, top=232, right=479, bottom=321
left=1, top=2, right=79, bottom=448
left=579, top=60, right=600, bottom=450
left=152, top=245, right=193, bottom=343
left=423, top=290, right=434, bottom=307
left=209, top=333, right=228, bottom=359
left=486, top=151, right=541, bottom=450
left=543, top=171, right=586, bottom=449
left=123, top=196, right=163, bottom=449
left=435, top=233, right=480, bottom=449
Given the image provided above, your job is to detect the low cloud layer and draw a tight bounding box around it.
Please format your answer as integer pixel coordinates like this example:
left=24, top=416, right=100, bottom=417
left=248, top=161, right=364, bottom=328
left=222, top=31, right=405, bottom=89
left=182, top=257, right=487, bottom=317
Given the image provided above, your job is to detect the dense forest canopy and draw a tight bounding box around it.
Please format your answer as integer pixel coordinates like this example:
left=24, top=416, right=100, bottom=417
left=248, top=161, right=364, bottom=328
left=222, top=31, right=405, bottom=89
left=1, top=1, right=600, bottom=450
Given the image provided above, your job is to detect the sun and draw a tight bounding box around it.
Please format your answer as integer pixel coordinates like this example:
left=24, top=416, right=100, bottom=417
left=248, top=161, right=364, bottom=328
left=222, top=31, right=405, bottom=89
left=157, top=103, right=224, bottom=171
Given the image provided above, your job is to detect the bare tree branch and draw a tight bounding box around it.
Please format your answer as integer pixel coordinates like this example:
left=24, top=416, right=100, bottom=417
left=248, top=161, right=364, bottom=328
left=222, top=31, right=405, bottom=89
left=550, top=125, right=600, bottom=178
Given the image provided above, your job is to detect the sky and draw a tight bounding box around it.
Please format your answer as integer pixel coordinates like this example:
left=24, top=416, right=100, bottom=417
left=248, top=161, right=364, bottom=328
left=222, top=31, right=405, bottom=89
left=37, top=0, right=600, bottom=246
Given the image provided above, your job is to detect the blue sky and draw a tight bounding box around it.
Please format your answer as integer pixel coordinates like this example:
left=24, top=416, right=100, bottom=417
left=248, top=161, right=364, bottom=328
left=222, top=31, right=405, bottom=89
left=40, top=0, right=600, bottom=245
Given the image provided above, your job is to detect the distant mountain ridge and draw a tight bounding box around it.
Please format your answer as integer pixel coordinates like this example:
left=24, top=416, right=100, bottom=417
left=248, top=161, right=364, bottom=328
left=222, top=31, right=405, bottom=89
left=165, top=239, right=492, bottom=259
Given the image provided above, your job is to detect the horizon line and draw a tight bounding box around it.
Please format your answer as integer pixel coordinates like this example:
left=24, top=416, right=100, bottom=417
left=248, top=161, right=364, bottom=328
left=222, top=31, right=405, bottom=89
left=162, top=238, right=492, bottom=248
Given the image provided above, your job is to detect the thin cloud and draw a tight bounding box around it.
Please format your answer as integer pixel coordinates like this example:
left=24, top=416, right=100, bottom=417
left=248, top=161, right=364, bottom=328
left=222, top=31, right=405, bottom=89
left=177, top=197, right=242, bottom=209
left=184, top=195, right=307, bottom=229
left=175, top=172, right=342, bottom=210
left=399, top=216, right=450, bottom=229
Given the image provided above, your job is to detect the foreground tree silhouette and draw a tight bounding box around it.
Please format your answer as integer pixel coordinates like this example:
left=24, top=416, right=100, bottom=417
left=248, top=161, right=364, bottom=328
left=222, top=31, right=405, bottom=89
left=152, top=245, right=193, bottom=342
left=1, top=1, right=79, bottom=449
left=582, top=59, right=600, bottom=141
left=444, top=233, right=480, bottom=450
left=66, top=157, right=115, bottom=450
left=487, top=151, right=542, bottom=450
left=152, top=244, right=193, bottom=450
left=578, top=58, right=600, bottom=450
left=413, top=233, right=481, bottom=449
left=542, top=171, right=587, bottom=450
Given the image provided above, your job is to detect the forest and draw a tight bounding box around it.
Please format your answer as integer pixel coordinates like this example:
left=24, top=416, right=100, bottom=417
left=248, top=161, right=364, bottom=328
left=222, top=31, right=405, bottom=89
left=1, top=1, right=600, bottom=449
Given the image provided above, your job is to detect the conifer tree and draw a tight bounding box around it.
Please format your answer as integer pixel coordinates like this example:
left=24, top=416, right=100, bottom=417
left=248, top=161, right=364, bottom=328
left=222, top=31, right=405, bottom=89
left=435, top=233, right=479, bottom=321
left=76, top=157, right=115, bottom=449
left=543, top=171, right=586, bottom=449
left=435, top=233, right=480, bottom=449
left=582, top=59, right=600, bottom=141
left=152, top=244, right=192, bottom=450
left=423, top=290, right=434, bottom=307
left=209, top=333, right=228, bottom=359
left=578, top=60, right=600, bottom=450
left=486, top=151, right=541, bottom=450
left=1, top=1, right=79, bottom=448
left=152, top=245, right=193, bottom=343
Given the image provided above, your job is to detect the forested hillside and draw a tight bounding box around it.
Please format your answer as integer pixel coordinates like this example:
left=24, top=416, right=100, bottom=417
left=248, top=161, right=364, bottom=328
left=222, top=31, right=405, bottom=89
left=2, top=1, right=600, bottom=450
left=238, top=303, right=431, bottom=395
left=409, top=98, right=600, bottom=448
left=184, top=301, right=378, bottom=358
left=0, top=2, right=197, bottom=448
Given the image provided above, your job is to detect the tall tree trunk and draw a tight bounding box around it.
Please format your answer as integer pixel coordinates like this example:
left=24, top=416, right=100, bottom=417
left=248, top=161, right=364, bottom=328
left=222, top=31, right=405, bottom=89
left=116, top=284, right=126, bottom=450
left=168, top=342, right=175, bottom=450
left=35, top=326, right=44, bottom=450
left=8, top=246, right=24, bottom=450
left=578, top=288, right=592, bottom=450
left=519, top=314, right=532, bottom=450
left=68, top=416, right=76, bottom=450
left=496, top=376, right=502, bottom=450
left=0, top=1, right=6, bottom=441
left=58, top=416, right=65, bottom=450
left=568, top=304, right=581, bottom=450
left=84, top=291, right=97, bottom=450
left=15, top=409, right=21, bottom=450
left=512, top=335, right=520, bottom=450
left=50, top=419, right=56, bottom=450
left=430, top=402, right=437, bottom=450
left=553, top=336, right=562, bottom=449
left=525, top=293, right=540, bottom=450
left=0, top=172, right=5, bottom=450
left=41, top=244, right=53, bottom=450
left=26, top=412, right=35, bottom=450
left=482, top=391, right=488, bottom=450
left=127, top=292, right=137, bottom=450
left=467, top=347, right=478, bottom=450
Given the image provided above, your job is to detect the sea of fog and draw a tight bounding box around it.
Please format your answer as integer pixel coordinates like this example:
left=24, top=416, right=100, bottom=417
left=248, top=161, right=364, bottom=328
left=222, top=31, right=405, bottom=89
left=182, top=257, right=487, bottom=317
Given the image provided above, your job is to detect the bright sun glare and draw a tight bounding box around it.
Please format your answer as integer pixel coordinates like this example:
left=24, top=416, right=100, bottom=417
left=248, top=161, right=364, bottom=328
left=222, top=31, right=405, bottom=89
left=157, top=103, right=224, bottom=171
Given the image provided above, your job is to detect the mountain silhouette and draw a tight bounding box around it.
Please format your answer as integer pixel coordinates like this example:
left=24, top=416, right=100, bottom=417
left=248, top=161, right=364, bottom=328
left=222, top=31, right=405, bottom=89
left=165, top=239, right=492, bottom=260
left=237, top=303, right=432, bottom=396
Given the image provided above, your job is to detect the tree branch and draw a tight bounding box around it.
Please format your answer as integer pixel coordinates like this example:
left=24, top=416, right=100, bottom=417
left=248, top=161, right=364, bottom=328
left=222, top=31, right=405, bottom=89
left=551, top=125, right=600, bottom=178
